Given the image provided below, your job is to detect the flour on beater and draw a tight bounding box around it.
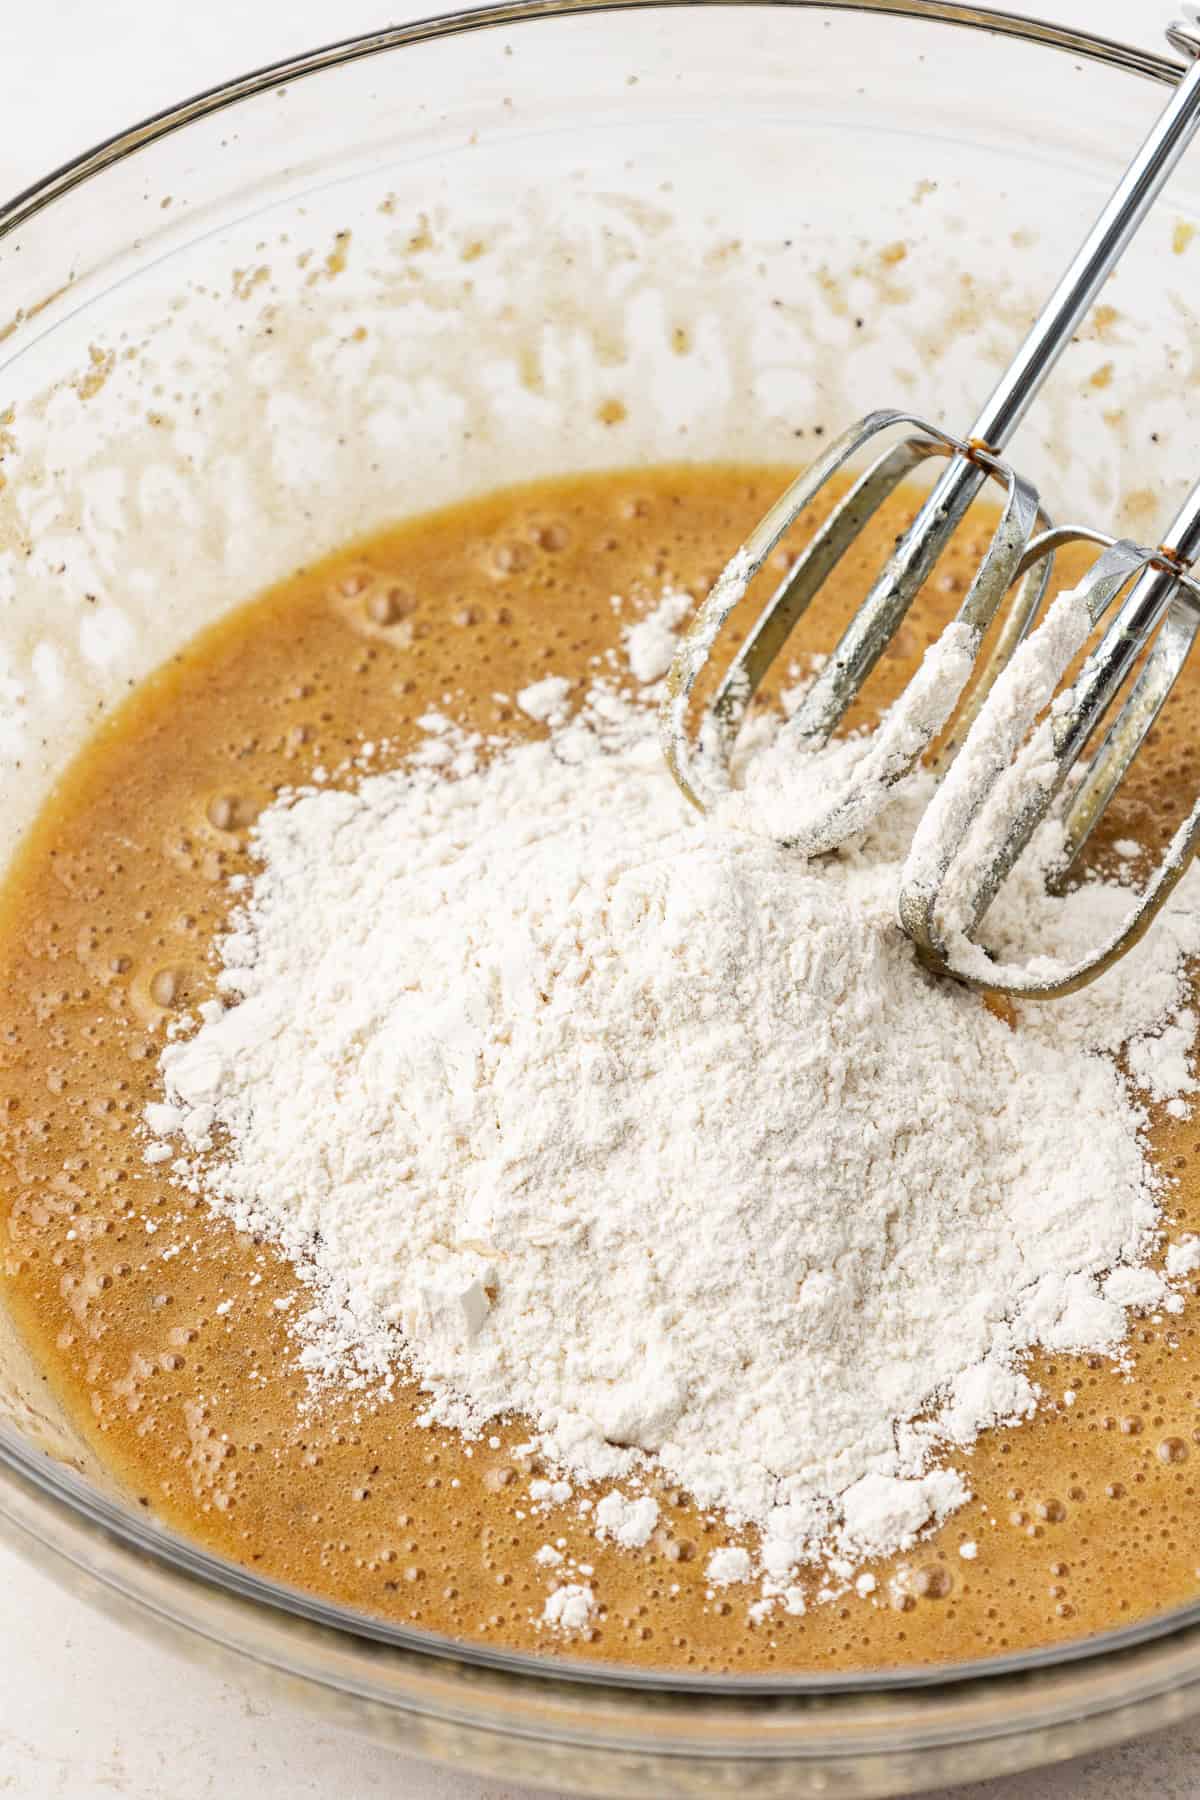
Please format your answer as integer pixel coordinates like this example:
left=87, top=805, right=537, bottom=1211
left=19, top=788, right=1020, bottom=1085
left=722, top=617, right=980, bottom=852
left=145, top=630, right=1200, bottom=1603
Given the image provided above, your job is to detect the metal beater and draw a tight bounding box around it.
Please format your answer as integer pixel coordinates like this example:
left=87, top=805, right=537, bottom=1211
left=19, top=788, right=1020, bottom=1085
left=661, top=11, right=1200, bottom=993
left=898, top=472, right=1200, bottom=998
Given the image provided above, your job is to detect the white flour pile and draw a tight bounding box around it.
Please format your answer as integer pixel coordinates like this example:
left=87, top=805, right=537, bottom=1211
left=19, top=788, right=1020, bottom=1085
left=144, top=612, right=1200, bottom=1614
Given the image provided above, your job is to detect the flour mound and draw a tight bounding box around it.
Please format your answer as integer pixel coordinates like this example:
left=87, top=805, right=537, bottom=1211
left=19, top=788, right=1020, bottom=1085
left=147, top=677, right=1200, bottom=1589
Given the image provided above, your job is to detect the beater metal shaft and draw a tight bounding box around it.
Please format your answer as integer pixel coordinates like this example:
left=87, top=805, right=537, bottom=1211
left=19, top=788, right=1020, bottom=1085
left=662, top=17, right=1200, bottom=878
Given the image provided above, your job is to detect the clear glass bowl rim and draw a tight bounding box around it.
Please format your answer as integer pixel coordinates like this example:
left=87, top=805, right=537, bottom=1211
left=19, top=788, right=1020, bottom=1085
left=1, top=0, right=1198, bottom=1711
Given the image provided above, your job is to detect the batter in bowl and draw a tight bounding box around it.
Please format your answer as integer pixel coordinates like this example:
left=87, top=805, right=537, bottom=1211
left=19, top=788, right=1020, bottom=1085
left=2, top=465, right=1200, bottom=1672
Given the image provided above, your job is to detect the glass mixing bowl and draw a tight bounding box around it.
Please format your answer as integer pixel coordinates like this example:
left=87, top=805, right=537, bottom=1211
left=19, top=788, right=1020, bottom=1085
left=3, top=3, right=1200, bottom=1792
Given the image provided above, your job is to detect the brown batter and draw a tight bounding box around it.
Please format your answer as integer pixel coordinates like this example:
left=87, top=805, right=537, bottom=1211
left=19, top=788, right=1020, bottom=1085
left=2, top=464, right=1200, bottom=1673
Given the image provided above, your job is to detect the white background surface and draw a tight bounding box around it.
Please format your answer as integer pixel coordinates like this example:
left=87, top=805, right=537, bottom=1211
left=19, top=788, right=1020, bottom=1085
left=0, top=2, right=1197, bottom=1796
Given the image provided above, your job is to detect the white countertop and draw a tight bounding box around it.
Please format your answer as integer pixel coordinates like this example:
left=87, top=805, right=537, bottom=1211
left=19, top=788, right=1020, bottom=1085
left=2, top=2, right=1198, bottom=1796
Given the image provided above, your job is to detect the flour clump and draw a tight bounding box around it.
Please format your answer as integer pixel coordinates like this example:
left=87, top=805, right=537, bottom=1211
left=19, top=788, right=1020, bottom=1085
left=146, top=625, right=1200, bottom=1599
